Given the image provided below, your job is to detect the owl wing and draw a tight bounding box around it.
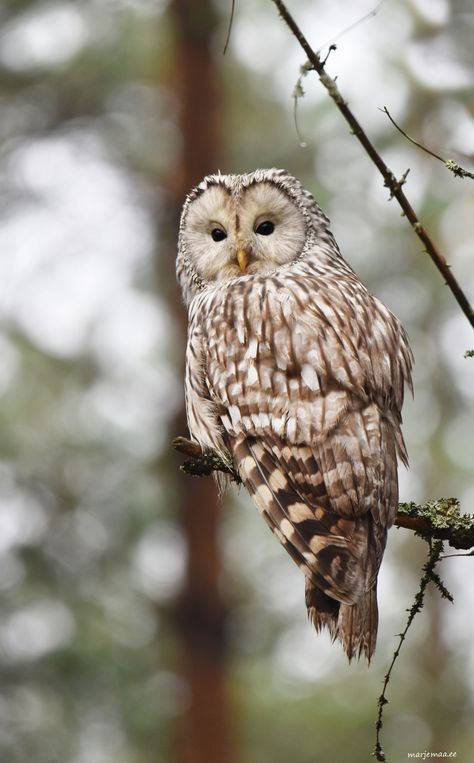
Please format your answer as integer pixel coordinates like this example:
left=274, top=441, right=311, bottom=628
left=192, top=272, right=411, bottom=659
left=231, top=423, right=385, bottom=660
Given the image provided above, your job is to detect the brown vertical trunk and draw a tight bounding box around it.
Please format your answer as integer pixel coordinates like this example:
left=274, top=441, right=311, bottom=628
left=167, top=3, right=234, bottom=763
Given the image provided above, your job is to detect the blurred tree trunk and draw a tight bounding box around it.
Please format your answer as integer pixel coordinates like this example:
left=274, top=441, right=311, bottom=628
left=166, top=3, right=235, bottom=763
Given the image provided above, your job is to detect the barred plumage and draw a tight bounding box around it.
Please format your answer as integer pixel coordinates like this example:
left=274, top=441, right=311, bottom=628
left=177, top=169, right=412, bottom=661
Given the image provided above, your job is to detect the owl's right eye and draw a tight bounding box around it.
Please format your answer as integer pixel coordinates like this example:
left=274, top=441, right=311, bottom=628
left=211, top=228, right=227, bottom=242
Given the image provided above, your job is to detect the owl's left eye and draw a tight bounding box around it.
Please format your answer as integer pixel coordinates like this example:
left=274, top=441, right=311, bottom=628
left=211, top=228, right=227, bottom=242
left=255, top=220, right=275, bottom=236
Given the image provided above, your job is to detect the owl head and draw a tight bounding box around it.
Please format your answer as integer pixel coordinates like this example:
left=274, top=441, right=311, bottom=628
left=176, top=168, right=336, bottom=305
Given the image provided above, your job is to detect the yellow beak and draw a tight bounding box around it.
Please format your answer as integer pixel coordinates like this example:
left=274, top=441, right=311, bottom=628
left=236, top=249, right=249, bottom=273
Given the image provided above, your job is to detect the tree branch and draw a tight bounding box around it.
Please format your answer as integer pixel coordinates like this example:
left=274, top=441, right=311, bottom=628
left=395, top=499, right=474, bottom=549
left=173, top=438, right=474, bottom=550
left=269, top=0, right=474, bottom=331
left=381, top=106, right=474, bottom=181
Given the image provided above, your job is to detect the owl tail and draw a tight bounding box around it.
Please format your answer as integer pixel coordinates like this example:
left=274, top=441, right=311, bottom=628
left=305, top=578, right=378, bottom=662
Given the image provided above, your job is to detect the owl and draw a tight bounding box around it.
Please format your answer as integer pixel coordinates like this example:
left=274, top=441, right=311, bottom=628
left=176, top=169, right=412, bottom=661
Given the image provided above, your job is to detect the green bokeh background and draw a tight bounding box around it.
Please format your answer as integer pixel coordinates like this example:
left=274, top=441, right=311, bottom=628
left=0, top=1, right=473, bottom=761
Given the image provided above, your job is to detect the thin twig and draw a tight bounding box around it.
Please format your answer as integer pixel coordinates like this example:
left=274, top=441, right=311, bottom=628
left=373, top=540, right=450, bottom=762
left=441, top=550, right=474, bottom=559
left=269, top=0, right=474, bottom=331
left=316, top=0, right=385, bottom=54
left=382, top=107, right=474, bottom=180
left=223, top=0, right=236, bottom=55
left=381, top=106, right=445, bottom=162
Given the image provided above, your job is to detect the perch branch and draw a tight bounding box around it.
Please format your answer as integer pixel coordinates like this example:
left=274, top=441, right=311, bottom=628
left=395, top=499, right=474, bottom=549
left=269, top=0, right=474, bottom=331
left=173, top=438, right=474, bottom=550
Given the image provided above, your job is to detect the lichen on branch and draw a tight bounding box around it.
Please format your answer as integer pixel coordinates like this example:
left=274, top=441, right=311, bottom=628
left=396, top=498, right=474, bottom=550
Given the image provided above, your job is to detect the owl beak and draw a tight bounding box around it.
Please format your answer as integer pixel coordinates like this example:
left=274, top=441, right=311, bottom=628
left=236, top=249, right=249, bottom=273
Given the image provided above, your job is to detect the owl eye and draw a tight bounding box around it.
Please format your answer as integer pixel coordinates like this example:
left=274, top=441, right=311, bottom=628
left=255, top=220, right=275, bottom=236
left=211, top=227, right=227, bottom=242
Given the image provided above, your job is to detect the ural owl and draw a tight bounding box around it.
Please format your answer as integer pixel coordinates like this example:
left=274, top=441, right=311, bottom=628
left=176, top=169, right=412, bottom=661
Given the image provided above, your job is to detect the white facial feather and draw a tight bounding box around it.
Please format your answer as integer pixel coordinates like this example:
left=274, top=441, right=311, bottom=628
left=183, top=185, right=235, bottom=282
left=182, top=180, right=306, bottom=284
left=239, top=183, right=306, bottom=269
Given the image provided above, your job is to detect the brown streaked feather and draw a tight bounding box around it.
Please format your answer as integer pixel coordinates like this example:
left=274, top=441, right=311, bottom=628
left=233, top=434, right=379, bottom=632
left=304, top=577, right=379, bottom=662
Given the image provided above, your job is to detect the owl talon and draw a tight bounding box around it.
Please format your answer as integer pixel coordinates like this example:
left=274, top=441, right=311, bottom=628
left=174, top=438, right=240, bottom=482
left=180, top=458, right=215, bottom=478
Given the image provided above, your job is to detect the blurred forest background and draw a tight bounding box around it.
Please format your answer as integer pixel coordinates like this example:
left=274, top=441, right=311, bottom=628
left=0, top=1, right=473, bottom=762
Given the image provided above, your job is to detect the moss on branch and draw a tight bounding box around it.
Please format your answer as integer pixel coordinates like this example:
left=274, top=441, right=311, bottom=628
left=396, top=498, right=473, bottom=549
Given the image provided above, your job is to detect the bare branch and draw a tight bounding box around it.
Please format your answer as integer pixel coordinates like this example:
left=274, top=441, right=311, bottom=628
left=381, top=106, right=445, bottom=162
left=316, top=0, right=385, bottom=54
left=382, top=106, right=474, bottom=181
left=223, top=0, right=236, bottom=55
left=269, top=0, right=474, bottom=331
left=441, top=550, right=474, bottom=559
